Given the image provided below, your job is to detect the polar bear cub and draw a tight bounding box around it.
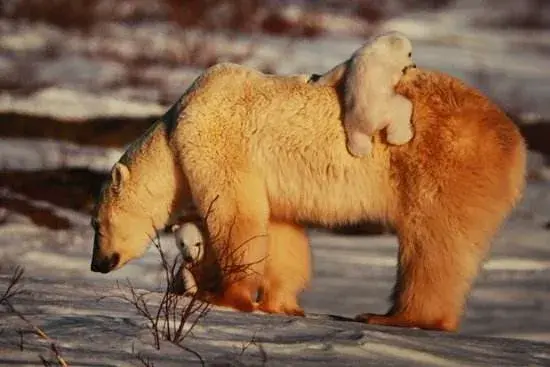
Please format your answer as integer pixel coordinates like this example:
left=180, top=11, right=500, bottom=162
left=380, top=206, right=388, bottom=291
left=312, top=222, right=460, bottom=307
left=171, top=221, right=206, bottom=296
left=314, top=31, right=415, bottom=157
left=170, top=218, right=311, bottom=315
left=173, top=222, right=205, bottom=264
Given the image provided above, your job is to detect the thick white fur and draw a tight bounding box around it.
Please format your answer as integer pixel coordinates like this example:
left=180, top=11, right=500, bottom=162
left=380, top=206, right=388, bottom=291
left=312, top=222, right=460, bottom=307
left=172, top=222, right=205, bottom=264
left=315, top=31, right=415, bottom=157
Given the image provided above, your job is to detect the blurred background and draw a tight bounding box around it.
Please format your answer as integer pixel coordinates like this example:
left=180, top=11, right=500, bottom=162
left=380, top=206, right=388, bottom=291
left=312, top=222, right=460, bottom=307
left=1, top=0, right=550, bottom=340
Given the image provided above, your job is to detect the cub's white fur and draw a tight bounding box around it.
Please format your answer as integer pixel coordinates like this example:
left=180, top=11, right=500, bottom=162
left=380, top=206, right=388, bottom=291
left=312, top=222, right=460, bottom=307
left=171, top=221, right=205, bottom=295
left=173, top=221, right=205, bottom=263
left=314, top=31, right=415, bottom=157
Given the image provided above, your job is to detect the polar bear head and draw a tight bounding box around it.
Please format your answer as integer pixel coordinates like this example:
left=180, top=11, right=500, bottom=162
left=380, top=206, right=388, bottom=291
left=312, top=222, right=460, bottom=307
left=171, top=221, right=205, bottom=264
left=352, top=31, right=415, bottom=86
left=90, top=162, right=156, bottom=273
left=311, top=31, right=415, bottom=89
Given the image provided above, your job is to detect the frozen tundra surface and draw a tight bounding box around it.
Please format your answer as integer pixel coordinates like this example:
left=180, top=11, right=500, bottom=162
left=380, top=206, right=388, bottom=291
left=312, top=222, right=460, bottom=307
left=1, top=275, right=549, bottom=367
left=1, top=180, right=550, bottom=365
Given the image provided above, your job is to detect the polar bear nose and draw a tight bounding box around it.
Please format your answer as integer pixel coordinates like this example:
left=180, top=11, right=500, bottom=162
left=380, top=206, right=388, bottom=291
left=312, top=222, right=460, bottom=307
left=91, top=252, right=120, bottom=273
left=183, top=254, right=194, bottom=263
left=402, top=64, right=416, bottom=74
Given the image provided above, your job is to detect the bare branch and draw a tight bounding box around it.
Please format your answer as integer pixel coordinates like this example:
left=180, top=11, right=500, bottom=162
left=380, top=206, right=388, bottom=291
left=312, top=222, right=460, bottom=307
left=134, top=351, right=155, bottom=367
left=0, top=265, right=25, bottom=305
left=1, top=266, right=68, bottom=367
left=107, top=234, right=210, bottom=366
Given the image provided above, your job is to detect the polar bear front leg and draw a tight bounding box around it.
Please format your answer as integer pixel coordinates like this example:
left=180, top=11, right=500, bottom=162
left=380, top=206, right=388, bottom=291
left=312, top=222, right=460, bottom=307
left=198, top=175, right=270, bottom=313
left=344, top=127, right=374, bottom=157
left=385, top=95, right=413, bottom=146
left=181, top=267, right=198, bottom=296
left=258, top=221, right=311, bottom=316
left=169, top=263, right=199, bottom=297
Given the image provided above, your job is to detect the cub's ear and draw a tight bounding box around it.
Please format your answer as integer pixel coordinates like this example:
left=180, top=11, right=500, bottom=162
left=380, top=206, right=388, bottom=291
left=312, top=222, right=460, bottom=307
left=111, top=162, right=130, bottom=192
left=385, top=32, right=410, bottom=52
left=310, top=62, right=348, bottom=87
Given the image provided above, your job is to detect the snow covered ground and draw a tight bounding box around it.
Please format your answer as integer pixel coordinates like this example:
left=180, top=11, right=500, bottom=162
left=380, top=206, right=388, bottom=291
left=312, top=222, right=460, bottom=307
left=1, top=274, right=550, bottom=366
left=1, top=0, right=550, bottom=365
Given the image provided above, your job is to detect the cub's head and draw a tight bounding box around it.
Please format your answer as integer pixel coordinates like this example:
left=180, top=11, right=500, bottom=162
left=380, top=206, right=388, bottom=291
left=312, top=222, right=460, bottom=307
left=90, top=162, right=155, bottom=273
left=169, top=218, right=224, bottom=296
left=361, top=31, right=415, bottom=83
left=171, top=221, right=205, bottom=265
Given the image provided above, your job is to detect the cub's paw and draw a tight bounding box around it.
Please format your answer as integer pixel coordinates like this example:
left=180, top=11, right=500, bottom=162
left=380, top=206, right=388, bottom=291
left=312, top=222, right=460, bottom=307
left=386, top=124, right=413, bottom=146
left=346, top=131, right=373, bottom=157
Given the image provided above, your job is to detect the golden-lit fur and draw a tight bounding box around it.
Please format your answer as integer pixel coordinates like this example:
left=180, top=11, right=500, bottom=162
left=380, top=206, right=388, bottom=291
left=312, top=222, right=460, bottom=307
left=258, top=221, right=311, bottom=316
left=91, top=62, right=526, bottom=331
left=314, top=31, right=415, bottom=157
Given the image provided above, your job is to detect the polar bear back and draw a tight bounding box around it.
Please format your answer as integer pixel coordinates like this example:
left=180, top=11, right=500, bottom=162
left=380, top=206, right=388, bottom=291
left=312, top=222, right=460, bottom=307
left=174, top=63, right=525, bottom=227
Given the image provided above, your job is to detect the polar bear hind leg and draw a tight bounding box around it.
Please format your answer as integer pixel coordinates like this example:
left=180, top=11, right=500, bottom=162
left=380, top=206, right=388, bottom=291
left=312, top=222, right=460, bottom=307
left=356, top=203, right=497, bottom=331
left=185, top=167, right=270, bottom=313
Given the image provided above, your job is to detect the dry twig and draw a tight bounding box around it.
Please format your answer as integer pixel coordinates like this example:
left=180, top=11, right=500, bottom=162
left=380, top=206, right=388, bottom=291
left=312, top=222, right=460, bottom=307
left=1, top=266, right=69, bottom=366
left=102, top=235, right=211, bottom=366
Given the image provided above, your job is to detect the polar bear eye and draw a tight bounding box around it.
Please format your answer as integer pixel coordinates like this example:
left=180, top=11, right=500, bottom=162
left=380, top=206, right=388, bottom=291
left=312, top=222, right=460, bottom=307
left=194, top=242, right=201, bottom=247
left=408, top=52, right=412, bottom=57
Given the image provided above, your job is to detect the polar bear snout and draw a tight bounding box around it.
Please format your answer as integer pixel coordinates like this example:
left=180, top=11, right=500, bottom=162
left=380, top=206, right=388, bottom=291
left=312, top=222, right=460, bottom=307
left=173, top=222, right=205, bottom=265
left=180, top=243, right=196, bottom=264
left=178, top=237, right=204, bottom=264
left=90, top=252, right=120, bottom=273
left=402, top=63, right=416, bottom=74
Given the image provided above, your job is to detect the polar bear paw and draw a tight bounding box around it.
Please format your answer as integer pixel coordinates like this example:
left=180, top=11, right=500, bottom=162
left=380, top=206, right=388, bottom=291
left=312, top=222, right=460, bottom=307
left=386, top=123, right=413, bottom=146
left=346, top=130, right=374, bottom=157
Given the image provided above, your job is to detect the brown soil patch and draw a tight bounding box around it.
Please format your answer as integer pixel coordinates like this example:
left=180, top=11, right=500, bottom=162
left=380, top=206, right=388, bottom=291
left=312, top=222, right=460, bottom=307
left=518, top=122, right=550, bottom=160
left=0, top=168, right=108, bottom=216
left=2, top=196, right=71, bottom=230
left=0, top=112, right=157, bottom=148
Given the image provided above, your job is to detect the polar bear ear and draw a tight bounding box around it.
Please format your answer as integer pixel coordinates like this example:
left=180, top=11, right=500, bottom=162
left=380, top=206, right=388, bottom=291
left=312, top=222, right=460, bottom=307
left=387, top=33, right=403, bottom=46
left=310, top=62, right=348, bottom=87
left=386, top=32, right=412, bottom=55
left=111, top=162, right=130, bottom=192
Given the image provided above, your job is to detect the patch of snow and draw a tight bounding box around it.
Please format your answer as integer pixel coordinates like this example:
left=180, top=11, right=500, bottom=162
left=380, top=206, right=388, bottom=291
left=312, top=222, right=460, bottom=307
left=35, top=56, right=128, bottom=91
left=1, top=276, right=549, bottom=366
left=1, top=183, right=549, bottom=344
left=0, top=22, right=56, bottom=52
left=0, top=138, right=123, bottom=171
left=0, top=88, right=165, bottom=119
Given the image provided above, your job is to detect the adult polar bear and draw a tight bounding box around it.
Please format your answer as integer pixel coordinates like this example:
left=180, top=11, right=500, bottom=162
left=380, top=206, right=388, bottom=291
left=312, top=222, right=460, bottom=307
left=90, top=63, right=526, bottom=332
